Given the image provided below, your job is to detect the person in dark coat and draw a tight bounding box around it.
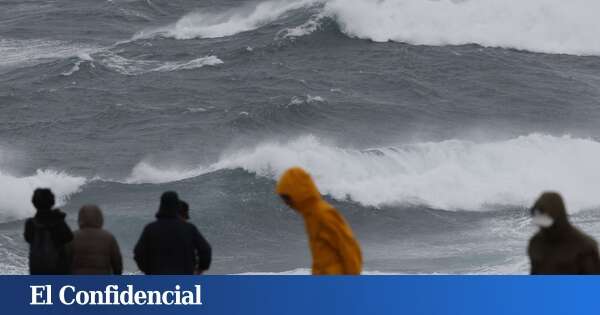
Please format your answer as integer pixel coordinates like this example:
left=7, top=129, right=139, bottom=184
left=134, top=191, right=211, bottom=274
left=528, top=192, right=600, bottom=274
left=71, top=205, right=123, bottom=274
left=24, top=188, right=73, bottom=275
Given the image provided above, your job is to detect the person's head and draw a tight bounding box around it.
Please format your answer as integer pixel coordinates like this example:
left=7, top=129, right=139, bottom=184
left=530, top=192, right=569, bottom=229
left=31, top=188, right=55, bottom=212
left=157, top=191, right=180, bottom=218
left=280, top=194, right=294, bottom=208
left=78, top=205, right=104, bottom=229
left=178, top=200, right=190, bottom=221
left=276, top=167, right=321, bottom=214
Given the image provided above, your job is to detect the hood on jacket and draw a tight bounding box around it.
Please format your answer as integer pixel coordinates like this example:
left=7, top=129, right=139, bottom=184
left=156, top=191, right=180, bottom=219
left=276, top=167, right=321, bottom=214
left=530, top=192, right=570, bottom=230
left=78, top=205, right=104, bottom=229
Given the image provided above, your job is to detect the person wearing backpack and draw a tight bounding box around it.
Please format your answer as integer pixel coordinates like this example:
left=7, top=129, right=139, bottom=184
left=24, top=188, right=74, bottom=275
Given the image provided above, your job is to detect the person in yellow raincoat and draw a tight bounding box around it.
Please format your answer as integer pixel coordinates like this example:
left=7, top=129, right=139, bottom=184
left=276, top=167, right=362, bottom=275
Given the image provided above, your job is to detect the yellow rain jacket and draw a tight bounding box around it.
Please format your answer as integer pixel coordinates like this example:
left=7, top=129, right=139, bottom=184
left=276, top=167, right=362, bottom=275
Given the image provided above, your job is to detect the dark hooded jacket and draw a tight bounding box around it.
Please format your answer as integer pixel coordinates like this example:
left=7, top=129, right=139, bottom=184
left=528, top=192, right=600, bottom=275
left=24, top=208, right=73, bottom=275
left=134, top=193, right=212, bottom=274
left=71, top=205, right=123, bottom=275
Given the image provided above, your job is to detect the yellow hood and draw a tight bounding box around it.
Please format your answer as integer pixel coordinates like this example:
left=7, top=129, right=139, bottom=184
left=276, top=167, right=362, bottom=275
left=276, top=167, right=321, bottom=214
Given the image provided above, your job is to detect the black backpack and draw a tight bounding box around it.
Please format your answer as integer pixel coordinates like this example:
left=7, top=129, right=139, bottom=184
left=29, top=219, right=61, bottom=274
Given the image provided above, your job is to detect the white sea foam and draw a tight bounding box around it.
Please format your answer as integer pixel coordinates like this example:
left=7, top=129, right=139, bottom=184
left=151, top=56, right=224, bottom=72
left=125, top=161, right=207, bottom=184
left=306, top=95, right=325, bottom=103
left=99, top=52, right=222, bottom=75
left=288, top=95, right=325, bottom=106
left=136, top=0, right=600, bottom=55
left=61, top=53, right=95, bottom=76
left=0, top=38, right=98, bottom=69
left=277, top=12, right=324, bottom=39
left=137, top=0, right=320, bottom=40
left=127, top=134, right=600, bottom=212
left=324, top=0, right=600, bottom=56
left=0, top=168, right=87, bottom=222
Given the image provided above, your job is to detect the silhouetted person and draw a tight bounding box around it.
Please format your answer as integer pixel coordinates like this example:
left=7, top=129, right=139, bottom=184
left=276, top=167, right=362, bottom=275
left=71, top=205, right=122, bottom=274
left=24, top=188, right=73, bottom=274
left=178, top=200, right=190, bottom=221
left=134, top=191, right=211, bottom=274
left=528, top=192, right=600, bottom=274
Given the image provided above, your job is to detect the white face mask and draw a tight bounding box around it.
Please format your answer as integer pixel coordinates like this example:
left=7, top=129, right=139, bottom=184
left=532, top=212, right=554, bottom=228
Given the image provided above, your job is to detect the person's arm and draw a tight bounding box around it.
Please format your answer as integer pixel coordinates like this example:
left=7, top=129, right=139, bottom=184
left=578, top=248, right=600, bottom=275
left=339, top=235, right=362, bottom=275
left=54, top=216, right=74, bottom=245
left=320, top=211, right=362, bottom=275
left=134, top=227, right=150, bottom=274
left=192, top=226, right=212, bottom=273
left=110, top=235, right=123, bottom=275
left=326, top=229, right=362, bottom=275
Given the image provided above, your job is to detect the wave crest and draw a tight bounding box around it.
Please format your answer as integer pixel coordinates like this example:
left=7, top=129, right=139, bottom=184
left=325, top=0, right=600, bottom=55
left=128, top=134, right=600, bottom=212
left=125, top=161, right=207, bottom=184
left=137, top=0, right=320, bottom=40
left=142, top=0, right=600, bottom=56
left=0, top=169, right=87, bottom=222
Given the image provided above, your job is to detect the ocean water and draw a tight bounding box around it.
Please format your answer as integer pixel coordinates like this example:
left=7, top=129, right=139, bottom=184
left=1, top=0, right=600, bottom=274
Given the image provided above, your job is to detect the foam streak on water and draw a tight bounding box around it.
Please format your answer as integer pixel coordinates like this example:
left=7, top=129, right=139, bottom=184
left=0, top=38, right=98, bottom=70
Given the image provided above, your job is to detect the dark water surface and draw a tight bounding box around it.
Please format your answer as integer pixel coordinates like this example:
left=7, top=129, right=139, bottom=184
left=1, top=0, right=600, bottom=274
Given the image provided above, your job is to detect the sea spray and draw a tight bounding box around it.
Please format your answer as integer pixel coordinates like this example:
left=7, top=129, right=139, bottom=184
left=324, top=0, right=600, bottom=55
left=0, top=169, right=87, bottom=222
left=127, top=134, right=600, bottom=212
left=135, top=0, right=322, bottom=40
left=139, top=0, right=600, bottom=56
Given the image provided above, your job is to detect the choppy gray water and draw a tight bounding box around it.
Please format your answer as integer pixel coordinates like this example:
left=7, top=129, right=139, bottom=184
left=2, top=0, right=600, bottom=274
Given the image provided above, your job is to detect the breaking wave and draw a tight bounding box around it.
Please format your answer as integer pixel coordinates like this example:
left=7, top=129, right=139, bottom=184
left=126, top=162, right=207, bottom=184
left=143, top=0, right=600, bottom=56
left=135, top=0, right=321, bottom=40
left=127, top=134, right=600, bottom=211
left=6, top=134, right=600, bottom=220
left=0, top=168, right=87, bottom=222
left=324, top=0, right=600, bottom=55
